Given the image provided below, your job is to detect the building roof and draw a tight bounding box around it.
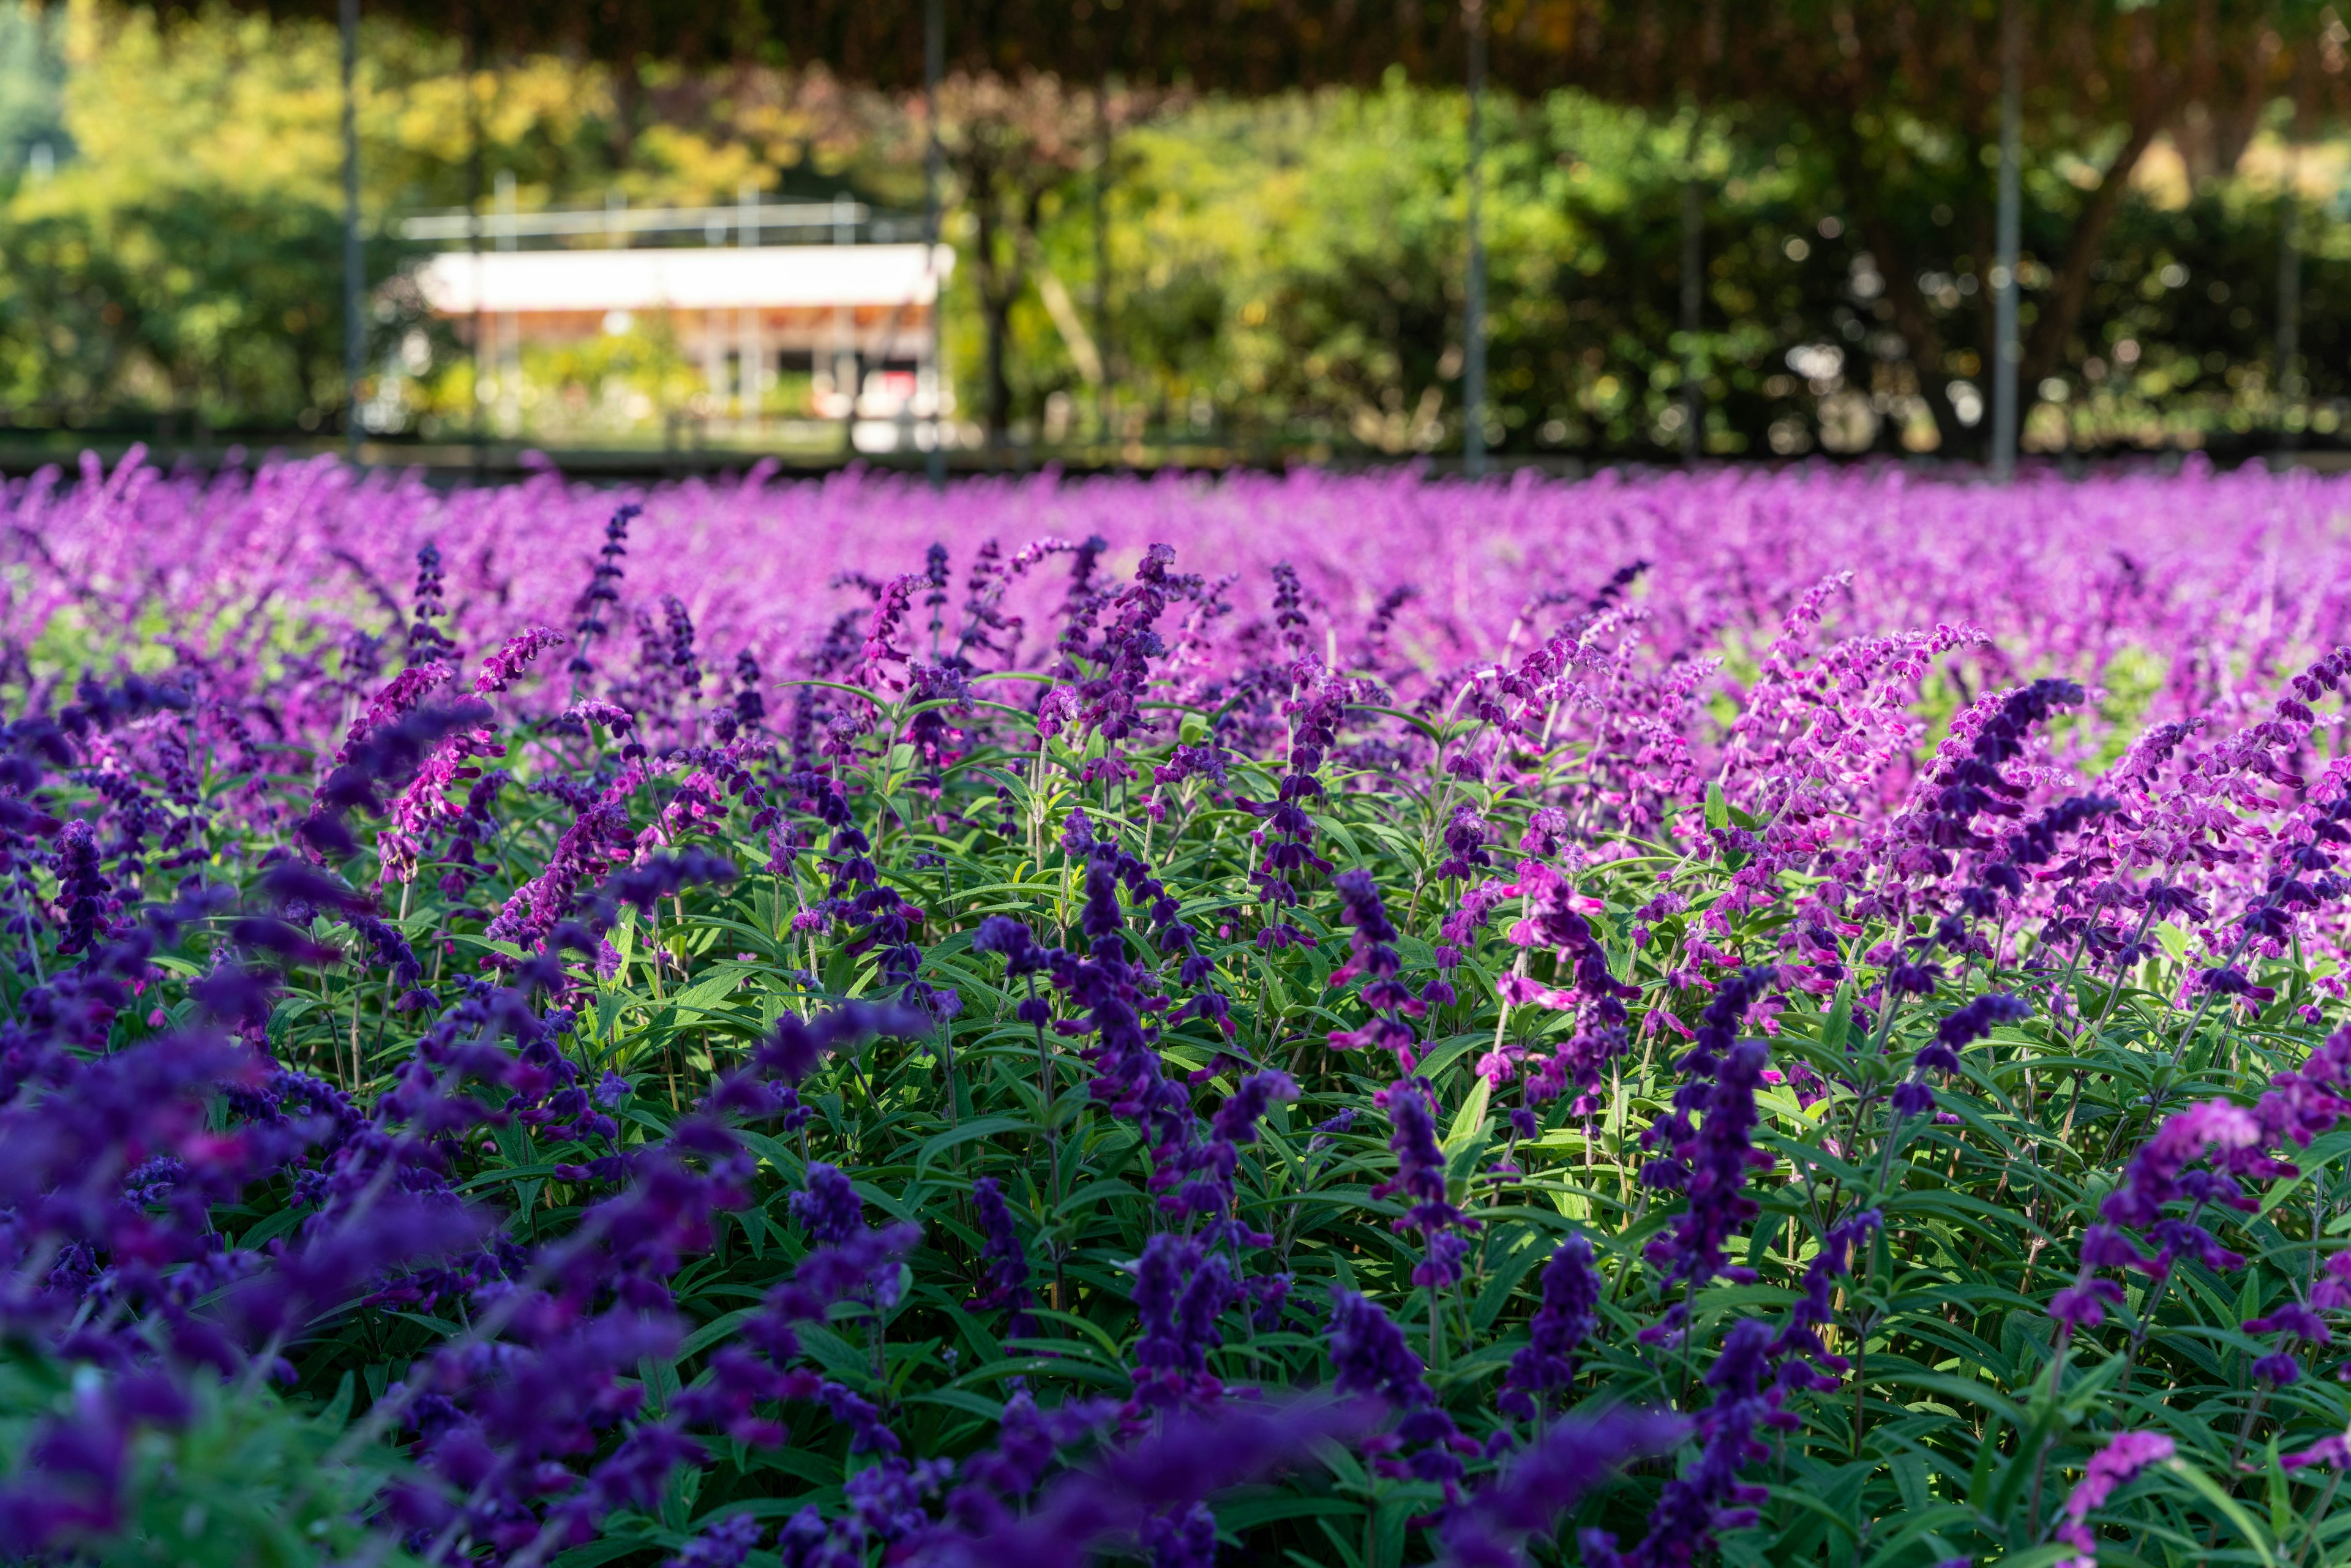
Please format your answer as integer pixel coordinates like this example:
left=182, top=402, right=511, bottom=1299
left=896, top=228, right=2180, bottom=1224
left=414, top=243, right=954, bottom=315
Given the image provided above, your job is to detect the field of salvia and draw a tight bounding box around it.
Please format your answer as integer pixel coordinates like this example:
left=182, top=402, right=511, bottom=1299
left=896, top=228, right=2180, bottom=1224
left=7, top=451, right=2351, bottom=1568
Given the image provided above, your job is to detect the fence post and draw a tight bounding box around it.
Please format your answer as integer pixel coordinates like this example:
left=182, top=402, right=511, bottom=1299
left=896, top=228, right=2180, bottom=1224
left=1463, top=0, right=1488, bottom=479
left=1990, top=0, right=2022, bottom=482
left=924, top=0, right=947, bottom=489
left=340, top=0, right=363, bottom=460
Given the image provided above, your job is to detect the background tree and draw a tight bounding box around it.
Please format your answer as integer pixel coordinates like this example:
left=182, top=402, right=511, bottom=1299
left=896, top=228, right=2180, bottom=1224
left=1540, top=0, right=2348, bottom=455
left=912, top=73, right=1163, bottom=446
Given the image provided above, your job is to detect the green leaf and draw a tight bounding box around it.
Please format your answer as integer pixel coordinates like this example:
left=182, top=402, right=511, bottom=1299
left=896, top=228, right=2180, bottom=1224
left=2166, top=1455, right=2278, bottom=1566
left=1444, top=1075, right=1492, bottom=1155
left=915, top=1114, right=1034, bottom=1174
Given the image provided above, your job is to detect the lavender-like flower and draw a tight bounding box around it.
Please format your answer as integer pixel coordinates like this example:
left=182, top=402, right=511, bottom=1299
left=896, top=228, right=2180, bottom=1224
left=1640, top=1032, right=1772, bottom=1344
left=1581, top=1318, right=1785, bottom=1568
left=918, top=1397, right=1379, bottom=1568
left=1371, top=1079, right=1479, bottom=1289
left=664, top=1512, right=763, bottom=1568
left=793, top=1163, right=863, bottom=1247
left=971, top=1177, right=1035, bottom=1338
left=1127, top=1232, right=1234, bottom=1416
left=1327, top=1288, right=1477, bottom=1499
left=2052, top=1430, right=2175, bottom=1568
left=1498, top=1232, right=1601, bottom=1419
left=1436, top=1409, right=1691, bottom=1568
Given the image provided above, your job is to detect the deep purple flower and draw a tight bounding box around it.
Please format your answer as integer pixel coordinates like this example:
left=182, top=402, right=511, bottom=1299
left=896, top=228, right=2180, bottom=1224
left=1210, top=1069, right=1296, bottom=1149
left=1937, top=991, right=2031, bottom=1051
left=1640, top=1034, right=1772, bottom=1343
left=2052, top=1430, right=2174, bottom=1567
left=1498, top=1232, right=1601, bottom=1419
left=792, top=1163, right=864, bottom=1248
left=1769, top=1210, right=1880, bottom=1390
left=922, top=1397, right=1379, bottom=1568
left=1581, top=1318, right=1784, bottom=1568
left=1127, top=1233, right=1234, bottom=1416
left=1372, top=1079, right=1479, bottom=1289
left=1438, top=1409, right=1691, bottom=1568
left=1330, top=868, right=1401, bottom=978
left=1326, top=1288, right=1477, bottom=1498
left=971, top=1177, right=1035, bottom=1337
left=2245, top=1301, right=2331, bottom=1343
left=664, top=1511, right=764, bottom=1568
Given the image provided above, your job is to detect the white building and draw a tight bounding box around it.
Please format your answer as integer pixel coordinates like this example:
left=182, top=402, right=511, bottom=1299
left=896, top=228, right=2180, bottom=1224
left=406, top=199, right=956, bottom=449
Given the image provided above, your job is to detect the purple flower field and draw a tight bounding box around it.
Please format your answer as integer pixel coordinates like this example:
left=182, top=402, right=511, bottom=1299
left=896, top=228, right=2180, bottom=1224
left=4, top=450, right=2351, bottom=1567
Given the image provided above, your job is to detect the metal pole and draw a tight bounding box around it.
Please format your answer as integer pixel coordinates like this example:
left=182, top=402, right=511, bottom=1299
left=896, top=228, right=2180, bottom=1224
left=340, top=0, right=362, bottom=460
left=923, top=0, right=947, bottom=489
left=2279, top=181, right=2303, bottom=452
left=495, top=167, right=517, bottom=435
left=1463, top=0, right=1487, bottom=479
left=1679, top=119, right=1703, bottom=463
left=740, top=182, right=759, bottom=429
left=1094, top=80, right=1112, bottom=447
left=1990, top=0, right=2022, bottom=482
left=466, top=2, right=486, bottom=475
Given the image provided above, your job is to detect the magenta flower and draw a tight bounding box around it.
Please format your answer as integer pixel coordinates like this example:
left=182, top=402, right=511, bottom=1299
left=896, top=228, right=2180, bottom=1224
left=2053, top=1431, right=2175, bottom=1568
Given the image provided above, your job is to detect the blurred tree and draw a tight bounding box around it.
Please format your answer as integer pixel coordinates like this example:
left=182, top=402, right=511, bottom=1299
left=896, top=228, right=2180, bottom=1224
left=0, top=0, right=66, bottom=178
left=909, top=73, right=1161, bottom=446
left=1543, top=1, right=2350, bottom=456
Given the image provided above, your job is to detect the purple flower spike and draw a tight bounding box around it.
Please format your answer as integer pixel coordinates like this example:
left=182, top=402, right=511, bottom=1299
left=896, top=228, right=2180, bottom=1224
left=1498, top=1232, right=1602, bottom=1420
left=1436, top=1409, right=1690, bottom=1568
left=793, top=1163, right=863, bottom=1248
left=1372, top=1079, right=1479, bottom=1289
left=926, top=1397, right=1380, bottom=1568
left=971, top=1177, right=1036, bottom=1338
left=2053, top=1431, right=2175, bottom=1568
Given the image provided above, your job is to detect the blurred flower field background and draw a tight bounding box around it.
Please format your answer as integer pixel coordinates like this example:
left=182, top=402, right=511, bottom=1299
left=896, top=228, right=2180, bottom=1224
left=10, top=455, right=2351, bottom=1566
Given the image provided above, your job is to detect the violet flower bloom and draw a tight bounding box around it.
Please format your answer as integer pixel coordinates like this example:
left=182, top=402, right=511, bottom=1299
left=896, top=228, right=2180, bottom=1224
left=569, top=502, right=639, bottom=677
left=971, top=1177, right=1035, bottom=1338
left=1329, top=1287, right=1432, bottom=1404
left=2284, top=1433, right=2351, bottom=1471
left=793, top=1163, right=864, bottom=1248
left=1210, top=1069, right=1297, bottom=1149
left=664, top=1512, right=763, bottom=1568
left=1581, top=1318, right=1787, bottom=1568
left=1372, top=1078, right=1479, bottom=1289
left=1330, top=869, right=1420, bottom=1018
left=932, top=1386, right=1117, bottom=1540
left=2314, top=1250, right=2351, bottom=1309
left=473, top=625, right=567, bottom=696
left=0, top=1373, right=192, bottom=1553
left=1436, top=804, right=1493, bottom=881
left=1191, top=1068, right=1296, bottom=1248
left=1640, top=1035, right=1772, bottom=1343
left=2052, top=1430, right=2175, bottom=1568
left=2244, top=1299, right=2330, bottom=1386
left=1436, top=1409, right=1691, bottom=1568
left=1239, top=655, right=1343, bottom=948
left=1769, top=1210, right=1880, bottom=1390
left=1327, top=1288, right=1478, bottom=1498
left=1498, top=1232, right=1602, bottom=1420
left=1892, top=991, right=2029, bottom=1119
left=753, top=999, right=931, bottom=1086
left=920, top=1397, right=1379, bottom=1568
left=1641, top=964, right=1775, bottom=1194
left=1330, top=867, right=1401, bottom=981
left=2048, top=1097, right=2281, bottom=1335
left=1127, top=1232, right=1235, bottom=1416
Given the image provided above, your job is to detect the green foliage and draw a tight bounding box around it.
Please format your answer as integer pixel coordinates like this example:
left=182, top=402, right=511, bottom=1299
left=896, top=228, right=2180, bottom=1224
left=0, top=1351, right=418, bottom=1568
